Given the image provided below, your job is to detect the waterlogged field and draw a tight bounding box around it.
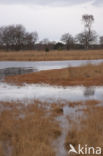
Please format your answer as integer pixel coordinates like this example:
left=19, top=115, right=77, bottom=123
left=0, top=56, right=103, bottom=156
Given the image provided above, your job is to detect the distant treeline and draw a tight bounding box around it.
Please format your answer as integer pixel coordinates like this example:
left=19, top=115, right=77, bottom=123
left=0, top=15, right=103, bottom=51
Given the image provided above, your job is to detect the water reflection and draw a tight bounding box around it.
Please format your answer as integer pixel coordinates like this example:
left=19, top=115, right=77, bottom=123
left=0, top=59, right=103, bottom=80
left=84, top=87, right=95, bottom=97
left=0, top=67, right=34, bottom=80
left=0, top=83, right=103, bottom=103
left=0, top=59, right=103, bottom=71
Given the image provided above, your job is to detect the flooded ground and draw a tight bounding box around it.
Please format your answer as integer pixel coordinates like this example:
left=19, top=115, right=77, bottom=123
left=0, top=67, right=34, bottom=80
left=0, top=59, right=103, bottom=81
left=0, top=59, right=103, bottom=71
left=0, top=60, right=103, bottom=156
left=0, top=83, right=103, bottom=103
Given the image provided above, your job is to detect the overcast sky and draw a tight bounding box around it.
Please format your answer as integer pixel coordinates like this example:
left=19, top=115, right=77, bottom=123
left=0, top=0, right=103, bottom=41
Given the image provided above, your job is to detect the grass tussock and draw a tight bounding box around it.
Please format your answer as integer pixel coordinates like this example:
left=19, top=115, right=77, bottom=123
left=84, top=100, right=100, bottom=106
left=1, top=50, right=103, bottom=61
left=51, top=103, right=64, bottom=116
left=69, top=102, right=83, bottom=108
left=65, top=105, right=103, bottom=156
left=0, top=102, right=61, bottom=156
left=6, top=63, right=103, bottom=86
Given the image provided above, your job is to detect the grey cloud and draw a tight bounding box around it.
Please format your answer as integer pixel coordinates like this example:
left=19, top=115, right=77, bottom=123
left=93, top=0, right=103, bottom=6
left=0, top=0, right=102, bottom=7
left=0, top=0, right=92, bottom=6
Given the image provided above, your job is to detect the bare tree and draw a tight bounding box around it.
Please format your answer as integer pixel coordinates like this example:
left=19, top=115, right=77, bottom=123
left=82, top=14, right=95, bottom=49
left=0, top=25, right=38, bottom=50
left=82, top=14, right=94, bottom=33
left=61, top=33, right=74, bottom=49
left=100, top=36, right=103, bottom=47
left=0, top=27, right=4, bottom=48
left=24, top=32, right=38, bottom=49
left=13, top=25, right=26, bottom=50
left=76, top=30, right=97, bottom=48
left=31, top=32, right=38, bottom=45
left=0, top=25, right=26, bottom=50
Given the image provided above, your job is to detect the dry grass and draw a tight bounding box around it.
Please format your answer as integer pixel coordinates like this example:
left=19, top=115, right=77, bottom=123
left=68, top=100, right=100, bottom=108
left=51, top=103, right=64, bottom=116
left=0, top=102, right=61, bottom=156
left=0, top=99, right=103, bottom=156
left=68, top=102, right=83, bottom=108
left=65, top=104, right=103, bottom=156
left=84, top=100, right=100, bottom=106
left=6, top=63, right=103, bottom=86
left=0, top=50, right=103, bottom=61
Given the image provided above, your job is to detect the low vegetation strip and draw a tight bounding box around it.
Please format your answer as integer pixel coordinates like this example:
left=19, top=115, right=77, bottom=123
left=1, top=50, right=103, bottom=61
left=6, top=63, right=103, bottom=86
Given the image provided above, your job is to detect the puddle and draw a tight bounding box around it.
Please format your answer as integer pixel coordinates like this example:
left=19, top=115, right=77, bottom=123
left=53, top=103, right=87, bottom=156
left=53, top=115, right=69, bottom=156
left=0, top=83, right=103, bottom=103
